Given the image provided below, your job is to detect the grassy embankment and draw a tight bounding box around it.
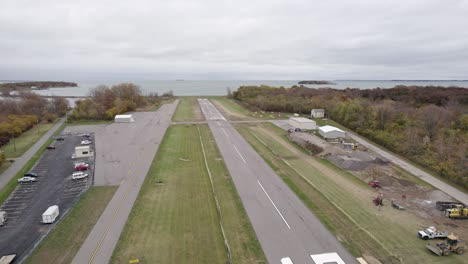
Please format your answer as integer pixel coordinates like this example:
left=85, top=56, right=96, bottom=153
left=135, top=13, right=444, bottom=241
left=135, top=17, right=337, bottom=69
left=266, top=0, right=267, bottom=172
left=234, top=122, right=464, bottom=264
left=25, top=186, right=117, bottom=264
left=209, top=97, right=291, bottom=120
left=111, top=125, right=265, bottom=263
left=313, top=117, right=468, bottom=193
left=0, top=123, right=55, bottom=174
left=65, top=120, right=113, bottom=126
left=172, top=97, right=205, bottom=122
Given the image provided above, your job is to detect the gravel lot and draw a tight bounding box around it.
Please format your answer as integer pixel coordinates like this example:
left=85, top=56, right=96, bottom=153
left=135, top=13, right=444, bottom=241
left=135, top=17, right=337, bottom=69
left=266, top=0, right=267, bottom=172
left=0, top=134, right=94, bottom=262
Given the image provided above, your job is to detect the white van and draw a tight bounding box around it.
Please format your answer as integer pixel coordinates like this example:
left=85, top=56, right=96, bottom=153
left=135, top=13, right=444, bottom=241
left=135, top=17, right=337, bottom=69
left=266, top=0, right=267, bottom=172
left=0, top=211, right=6, bottom=226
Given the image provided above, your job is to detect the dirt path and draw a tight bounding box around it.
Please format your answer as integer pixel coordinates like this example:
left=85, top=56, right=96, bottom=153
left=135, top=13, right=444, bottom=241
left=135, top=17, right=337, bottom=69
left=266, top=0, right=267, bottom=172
left=346, top=131, right=468, bottom=204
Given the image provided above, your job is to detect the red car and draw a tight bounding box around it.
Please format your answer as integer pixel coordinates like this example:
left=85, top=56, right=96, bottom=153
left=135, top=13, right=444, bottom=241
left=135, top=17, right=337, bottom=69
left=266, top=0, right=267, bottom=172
left=74, top=164, right=89, bottom=171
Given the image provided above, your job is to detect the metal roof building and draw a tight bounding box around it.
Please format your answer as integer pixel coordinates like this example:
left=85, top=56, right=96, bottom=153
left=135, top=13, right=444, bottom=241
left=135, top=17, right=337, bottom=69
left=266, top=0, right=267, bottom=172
left=318, top=125, right=346, bottom=139
left=289, top=117, right=317, bottom=130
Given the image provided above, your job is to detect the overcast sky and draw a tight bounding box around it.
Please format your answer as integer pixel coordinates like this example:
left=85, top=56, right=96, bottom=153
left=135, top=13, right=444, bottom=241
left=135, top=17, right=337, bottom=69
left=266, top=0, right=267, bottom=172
left=1, top=0, right=468, bottom=80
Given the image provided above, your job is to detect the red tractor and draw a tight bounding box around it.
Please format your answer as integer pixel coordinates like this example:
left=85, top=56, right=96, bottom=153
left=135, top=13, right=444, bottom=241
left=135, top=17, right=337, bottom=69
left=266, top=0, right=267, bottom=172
left=369, top=180, right=381, bottom=188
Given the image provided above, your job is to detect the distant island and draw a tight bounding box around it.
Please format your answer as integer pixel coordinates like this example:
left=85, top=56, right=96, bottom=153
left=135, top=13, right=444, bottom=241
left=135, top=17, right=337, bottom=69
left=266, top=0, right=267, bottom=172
left=298, top=80, right=335, bottom=85
left=0, top=81, right=77, bottom=91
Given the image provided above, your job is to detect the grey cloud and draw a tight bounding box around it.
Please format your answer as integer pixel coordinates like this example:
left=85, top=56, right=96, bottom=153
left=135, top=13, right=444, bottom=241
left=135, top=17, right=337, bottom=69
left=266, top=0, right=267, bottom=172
left=0, top=0, right=467, bottom=80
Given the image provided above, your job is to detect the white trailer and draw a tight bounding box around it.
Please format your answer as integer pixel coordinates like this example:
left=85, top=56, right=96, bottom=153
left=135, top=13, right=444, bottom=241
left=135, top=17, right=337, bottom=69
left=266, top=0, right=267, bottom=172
left=42, top=205, right=59, bottom=224
left=114, top=114, right=135, bottom=123
left=0, top=211, right=6, bottom=226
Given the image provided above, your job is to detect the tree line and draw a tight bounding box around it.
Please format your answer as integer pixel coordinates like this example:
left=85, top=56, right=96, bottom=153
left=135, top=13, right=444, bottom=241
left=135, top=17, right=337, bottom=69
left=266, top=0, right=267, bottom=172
left=0, top=92, right=68, bottom=166
left=68, top=83, right=172, bottom=121
left=232, top=85, right=468, bottom=189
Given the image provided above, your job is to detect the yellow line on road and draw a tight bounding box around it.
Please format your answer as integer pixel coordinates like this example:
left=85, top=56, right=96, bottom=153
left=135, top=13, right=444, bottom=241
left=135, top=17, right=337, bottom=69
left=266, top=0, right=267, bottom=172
left=88, top=172, right=139, bottom=264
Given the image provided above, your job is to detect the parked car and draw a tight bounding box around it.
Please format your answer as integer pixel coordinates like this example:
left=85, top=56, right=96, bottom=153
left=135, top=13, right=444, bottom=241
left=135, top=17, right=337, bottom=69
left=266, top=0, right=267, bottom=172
left=81, top=133, right=91, bottom=138
left=80, top=140, right=92, bottom=145
left=74, top=164, right=89, bottom=171
left=55, top=136, right=65, bottom=141
left=72, top=172, right=88, bottom=180
left=18, top=176, right=37, bottom=183
left=74, top=162, right=89, bottom=167
left=24, top=172, right=38, bottom=177
left=47, top=144, right=56, bottom=149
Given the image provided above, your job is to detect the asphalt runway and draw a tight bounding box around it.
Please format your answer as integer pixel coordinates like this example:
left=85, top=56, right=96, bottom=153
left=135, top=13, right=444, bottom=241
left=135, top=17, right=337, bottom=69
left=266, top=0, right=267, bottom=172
left=198, top=99, right=357, bottom=264
left=0, top=134, right=93, bottom=262
left=72, top=100, right=179, bottom=264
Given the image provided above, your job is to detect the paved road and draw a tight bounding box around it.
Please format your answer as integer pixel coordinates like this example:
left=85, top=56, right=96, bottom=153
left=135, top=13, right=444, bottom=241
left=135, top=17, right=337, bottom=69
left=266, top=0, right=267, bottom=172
left=199, top=99, right=356, bottom=264
left=72, top=100, right=179, bottom=264
left=346, top=131, right=468, bottom=205
left=0, top=117, right=65, bottom=191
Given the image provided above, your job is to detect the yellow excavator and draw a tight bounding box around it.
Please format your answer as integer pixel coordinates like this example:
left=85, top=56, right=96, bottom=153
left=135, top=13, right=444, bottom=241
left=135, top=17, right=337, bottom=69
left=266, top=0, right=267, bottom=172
left=445, top=205, right=468, bottom=219
left=426, top=234, right=465, bottom=256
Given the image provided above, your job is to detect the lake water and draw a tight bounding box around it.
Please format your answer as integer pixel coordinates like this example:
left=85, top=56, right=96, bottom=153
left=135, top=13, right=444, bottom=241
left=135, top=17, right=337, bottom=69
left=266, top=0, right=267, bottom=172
left=2, top=80, right=468, bottom=97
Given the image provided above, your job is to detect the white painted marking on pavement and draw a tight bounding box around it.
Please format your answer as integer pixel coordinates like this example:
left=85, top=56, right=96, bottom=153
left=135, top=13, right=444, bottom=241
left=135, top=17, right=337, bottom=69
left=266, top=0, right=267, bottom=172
left=257, top=180, right=291, bottom=229
left=232, top=144, right=246, bottom=164
left=222, top=128, right=229, bottom=138
left=310, top=252, right=345, bottom=264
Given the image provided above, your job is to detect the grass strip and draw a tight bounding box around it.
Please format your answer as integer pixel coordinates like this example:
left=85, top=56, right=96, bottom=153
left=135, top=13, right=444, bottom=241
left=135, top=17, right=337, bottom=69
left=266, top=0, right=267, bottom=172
left=112, top=125, right=265, bottom=263
left=25, top=186, right=117, bottom=264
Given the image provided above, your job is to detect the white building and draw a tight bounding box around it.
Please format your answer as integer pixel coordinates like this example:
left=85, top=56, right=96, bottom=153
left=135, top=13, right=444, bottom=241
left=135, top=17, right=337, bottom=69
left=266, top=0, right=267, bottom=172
left=114, top=114, right=135, bottom=123
left=74, top=145, right=94, bottom=159
left=311, top=109, right=325, bottom=118
left=289, top=117, right=317, bottom=130
left=318, top=125, right=346, bottom=139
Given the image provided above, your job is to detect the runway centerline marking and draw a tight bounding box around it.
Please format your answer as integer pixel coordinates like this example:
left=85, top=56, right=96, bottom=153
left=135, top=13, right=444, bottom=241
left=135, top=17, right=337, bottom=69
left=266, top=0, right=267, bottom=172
left=257, top=180, right=291, bottom=229
left=232, top=144, right=246, bottom=164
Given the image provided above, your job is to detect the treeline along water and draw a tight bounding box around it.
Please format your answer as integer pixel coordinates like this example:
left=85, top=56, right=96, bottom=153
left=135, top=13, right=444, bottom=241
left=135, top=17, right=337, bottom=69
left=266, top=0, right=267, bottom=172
left=3, top=80, right=468, bottom=97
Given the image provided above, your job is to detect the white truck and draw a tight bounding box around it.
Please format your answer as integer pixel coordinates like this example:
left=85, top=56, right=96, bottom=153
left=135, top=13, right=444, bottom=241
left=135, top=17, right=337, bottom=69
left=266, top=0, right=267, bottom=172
left=418, top=226, right=448, bottom=240
left=42, top=205, right=59, bottom=224
left=0, top=211, right=6, bottom=226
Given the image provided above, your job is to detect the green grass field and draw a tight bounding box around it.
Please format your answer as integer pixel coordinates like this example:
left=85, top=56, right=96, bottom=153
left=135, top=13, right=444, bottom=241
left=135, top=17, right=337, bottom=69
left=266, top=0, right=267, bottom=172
left=210, top=97, right=291, bottom=120
left=65, top=120, right=113, bottom=126
left=235, top=122, right=465, bottom=264
left=25, top=186, right=117, bottom=264
left=1, top=123, right=55, bottom=158
left=172, top=97, right=204, bottom=122
left=111, top=125, right=265, bottom=264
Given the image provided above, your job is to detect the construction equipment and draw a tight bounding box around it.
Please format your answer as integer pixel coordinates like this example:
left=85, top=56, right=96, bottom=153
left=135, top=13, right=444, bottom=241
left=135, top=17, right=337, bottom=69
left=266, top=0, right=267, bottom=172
left=445, top=205, right=468, bottom=219
left=369, top=180, right=380, bottom=188
left=426, top=234, right=465, bottom=256
left=418, top=226, right=447, bottom=240
left=373, top=193, right=384, bottom=206
left=436, top=201, right=465, bottom=211
left=391, top=201, right=405, bottom=210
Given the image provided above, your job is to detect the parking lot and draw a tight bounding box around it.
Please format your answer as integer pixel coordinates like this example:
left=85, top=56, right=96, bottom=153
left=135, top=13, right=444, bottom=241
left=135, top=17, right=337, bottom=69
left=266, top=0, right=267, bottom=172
left=0, top=133, right=95, bottom=261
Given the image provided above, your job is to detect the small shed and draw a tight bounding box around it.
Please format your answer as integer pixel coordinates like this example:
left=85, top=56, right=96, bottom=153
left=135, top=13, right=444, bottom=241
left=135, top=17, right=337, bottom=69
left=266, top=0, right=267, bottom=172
left=311, top=109, right=325, bottom=118
left=318, top=125, right=346, bottom=139
left=289, top=117, right=317, bottom=130
left=74, top=145, right=93, bottom=158
left=115, top=114, right=135, bottom=123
